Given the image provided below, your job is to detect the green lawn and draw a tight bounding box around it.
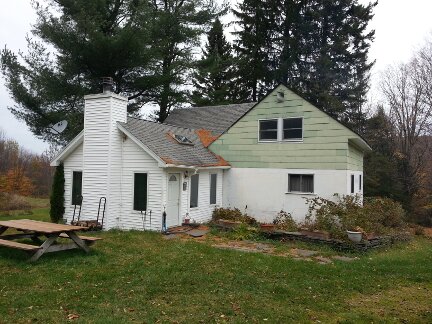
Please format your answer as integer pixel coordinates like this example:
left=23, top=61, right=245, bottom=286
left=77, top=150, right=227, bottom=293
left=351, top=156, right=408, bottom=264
left=0, top=208, right=431, bottom=323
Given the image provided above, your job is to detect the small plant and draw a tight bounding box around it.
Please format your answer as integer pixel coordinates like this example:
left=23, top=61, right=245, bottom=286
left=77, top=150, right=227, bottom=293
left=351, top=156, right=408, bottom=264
left=0, top=192, right=31, bottom=211
left=273, top=210, right=297, bottom=231
left=212, top=207, right=257, bottom=225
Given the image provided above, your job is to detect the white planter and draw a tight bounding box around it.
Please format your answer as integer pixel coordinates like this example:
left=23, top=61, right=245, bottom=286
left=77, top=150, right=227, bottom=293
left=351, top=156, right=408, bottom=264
left=346, top=231, right=362, bottom=243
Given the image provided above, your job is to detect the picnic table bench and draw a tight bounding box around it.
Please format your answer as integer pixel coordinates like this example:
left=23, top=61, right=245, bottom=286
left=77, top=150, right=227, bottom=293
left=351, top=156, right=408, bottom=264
left=0, top=219, right=102, bottom=261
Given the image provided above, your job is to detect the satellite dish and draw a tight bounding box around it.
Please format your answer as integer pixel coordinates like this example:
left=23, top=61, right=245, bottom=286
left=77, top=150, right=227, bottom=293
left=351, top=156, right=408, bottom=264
left=49, top=120, right=68, bottom=134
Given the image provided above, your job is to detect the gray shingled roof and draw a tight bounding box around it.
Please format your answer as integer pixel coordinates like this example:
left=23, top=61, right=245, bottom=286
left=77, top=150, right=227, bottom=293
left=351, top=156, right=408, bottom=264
left=164, top=103, right=255, bottom=135
left=118, top=117, right=227, bottom=167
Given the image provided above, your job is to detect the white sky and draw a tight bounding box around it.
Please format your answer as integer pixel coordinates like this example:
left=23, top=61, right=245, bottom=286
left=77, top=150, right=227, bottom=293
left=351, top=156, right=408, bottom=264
left=1, top=0, right=432, bottom=153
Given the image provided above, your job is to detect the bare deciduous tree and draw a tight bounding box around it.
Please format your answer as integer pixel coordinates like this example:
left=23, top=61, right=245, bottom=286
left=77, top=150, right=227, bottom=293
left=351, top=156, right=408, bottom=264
left=380, top=39, right=432, bottom=208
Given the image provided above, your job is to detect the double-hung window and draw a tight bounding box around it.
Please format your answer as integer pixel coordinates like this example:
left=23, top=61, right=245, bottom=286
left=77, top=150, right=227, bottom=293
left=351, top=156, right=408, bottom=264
left=134, top=173, right=148, bottom=211
left=72, top=171, right=82, bottom=205
left=259, top=119, right=278, bottom=141
left=288, top=174, right=314, bottom=193
left=283, top=118, right=303, bottom=141
left=259, top=117, right=303, bottom=142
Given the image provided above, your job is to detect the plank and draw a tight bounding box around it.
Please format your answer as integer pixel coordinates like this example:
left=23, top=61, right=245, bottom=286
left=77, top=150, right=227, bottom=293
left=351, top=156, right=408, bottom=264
left=59, top=233, right=103, bottom=242
left=66, top=232, right=90, bottom=253
left=29, top=234, right=59, bottom=262
left=0, top=239, right=41, bottom=252
left=0, top=220, right=88, bottom=234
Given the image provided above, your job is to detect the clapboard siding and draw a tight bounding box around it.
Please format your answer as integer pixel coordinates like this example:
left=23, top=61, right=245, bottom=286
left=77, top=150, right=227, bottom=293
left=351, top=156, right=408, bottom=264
left=210, top=85, right=364, bottom=170
left=63, top=143, right=83, bottom=223
left=348, top=143, right=363, bottom=171
left=81, top=93, right=127, bottom=229
left=187, top=170, right=223, bottom=223
left=120, top=137, right=165, bottom=231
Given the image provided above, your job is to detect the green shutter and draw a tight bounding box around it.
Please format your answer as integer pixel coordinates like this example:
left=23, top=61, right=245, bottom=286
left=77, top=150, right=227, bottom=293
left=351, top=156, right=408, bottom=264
left=134, top=173, right=147, bottom=211
left=72, top=171, right=82, bottom=205
left=210, top=174, right=217, bottom=204
left=190, top=174, right=199, bottom=208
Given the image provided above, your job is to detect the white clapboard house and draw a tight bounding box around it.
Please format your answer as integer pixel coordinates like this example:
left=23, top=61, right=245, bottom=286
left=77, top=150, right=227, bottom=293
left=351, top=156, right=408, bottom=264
left=51, top=84, right=371, bottom=230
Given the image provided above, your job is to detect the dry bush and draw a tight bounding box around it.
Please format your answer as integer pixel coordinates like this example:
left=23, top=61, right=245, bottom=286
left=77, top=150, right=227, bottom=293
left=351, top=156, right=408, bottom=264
left=0, top=192, right=31, bottom=211
left=212, top=207, right=258, bottom=225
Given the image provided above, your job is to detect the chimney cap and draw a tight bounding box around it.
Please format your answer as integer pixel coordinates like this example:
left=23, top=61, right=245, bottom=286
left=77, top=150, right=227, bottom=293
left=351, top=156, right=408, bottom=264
left=101, top=77, right=114, bottom=93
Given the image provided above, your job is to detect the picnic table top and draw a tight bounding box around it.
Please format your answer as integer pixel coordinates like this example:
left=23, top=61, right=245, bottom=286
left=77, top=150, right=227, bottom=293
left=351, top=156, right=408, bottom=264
left=0, top=219, right=87, bottom=234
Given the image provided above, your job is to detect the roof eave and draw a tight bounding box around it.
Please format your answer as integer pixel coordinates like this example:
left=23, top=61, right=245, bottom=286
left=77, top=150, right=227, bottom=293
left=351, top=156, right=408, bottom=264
left=349, top=137, right=372, bottom=153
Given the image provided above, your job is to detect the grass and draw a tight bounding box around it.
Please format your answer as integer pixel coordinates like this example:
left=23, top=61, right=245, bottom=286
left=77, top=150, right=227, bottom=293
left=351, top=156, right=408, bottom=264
left=0, top=209, right=432, bottom=323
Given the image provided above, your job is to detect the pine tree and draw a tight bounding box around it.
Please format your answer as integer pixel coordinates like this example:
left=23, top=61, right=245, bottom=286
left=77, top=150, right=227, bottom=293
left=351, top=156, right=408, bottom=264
left=232, top=0, right=275, bottom=102
left=192, top=18, right=234, bottom=106
left=147, top=0, right=223, bottom=121
left=50, top=163, right=65, bottom=223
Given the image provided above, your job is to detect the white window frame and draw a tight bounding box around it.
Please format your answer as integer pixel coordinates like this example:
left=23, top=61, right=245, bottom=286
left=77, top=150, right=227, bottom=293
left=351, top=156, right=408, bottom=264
left=286, top=173, right=315, bottom=195
left=258, top=117, right=304, bottom=143
left=132, top=171, right=149, bottom=212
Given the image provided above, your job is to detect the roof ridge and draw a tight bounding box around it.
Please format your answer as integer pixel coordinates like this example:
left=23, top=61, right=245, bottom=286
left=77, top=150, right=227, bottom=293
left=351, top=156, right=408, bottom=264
left=172, top=102, right=255, bottom=111
left=125, top=116, right=198, bottom=132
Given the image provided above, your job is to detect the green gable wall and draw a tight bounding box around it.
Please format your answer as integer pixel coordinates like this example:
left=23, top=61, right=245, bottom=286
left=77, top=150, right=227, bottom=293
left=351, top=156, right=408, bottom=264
left=210, top=85, right=366, bottom=170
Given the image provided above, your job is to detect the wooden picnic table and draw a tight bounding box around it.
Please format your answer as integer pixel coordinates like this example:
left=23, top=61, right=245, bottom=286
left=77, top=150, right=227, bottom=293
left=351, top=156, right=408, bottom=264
left=0, top=219, right=102, bottom=262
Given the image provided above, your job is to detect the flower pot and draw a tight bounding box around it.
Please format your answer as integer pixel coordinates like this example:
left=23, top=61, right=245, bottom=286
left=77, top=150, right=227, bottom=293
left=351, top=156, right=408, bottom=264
left=346, top=230, right=362, bottom=243
left=260, top=224, right=277, bottom=232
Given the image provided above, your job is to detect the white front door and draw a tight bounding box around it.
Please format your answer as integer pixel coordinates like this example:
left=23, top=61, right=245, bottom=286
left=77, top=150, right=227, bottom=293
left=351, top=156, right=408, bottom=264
left=166, top=173, right=181, bottom=228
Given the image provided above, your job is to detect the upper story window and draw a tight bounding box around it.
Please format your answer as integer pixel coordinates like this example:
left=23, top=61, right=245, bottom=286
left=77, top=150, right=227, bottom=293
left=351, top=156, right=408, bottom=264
left=283, top=118, right=303, bottom=141
left=259, top=119, right=278, bottom=141
left=259, top=117, right=303, bottom=142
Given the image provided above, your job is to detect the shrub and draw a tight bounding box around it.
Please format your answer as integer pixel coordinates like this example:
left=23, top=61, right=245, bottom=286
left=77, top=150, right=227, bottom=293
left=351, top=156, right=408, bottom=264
left=212, top=207, right=257, bottom=225
left=304, top=194, right=407, bottom=240
left=0, top=192, right=31, bottom=211
left=273, top=210, right=298, bottom=231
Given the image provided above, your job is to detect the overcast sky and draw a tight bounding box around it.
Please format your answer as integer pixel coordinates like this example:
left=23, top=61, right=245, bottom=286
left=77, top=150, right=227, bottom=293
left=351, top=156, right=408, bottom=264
left=1, top=0, right=432, bottom=154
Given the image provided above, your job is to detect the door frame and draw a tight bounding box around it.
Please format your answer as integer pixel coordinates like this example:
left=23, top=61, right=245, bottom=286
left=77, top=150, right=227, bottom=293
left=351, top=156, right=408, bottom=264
left=167, top=172, right=181, bottom=227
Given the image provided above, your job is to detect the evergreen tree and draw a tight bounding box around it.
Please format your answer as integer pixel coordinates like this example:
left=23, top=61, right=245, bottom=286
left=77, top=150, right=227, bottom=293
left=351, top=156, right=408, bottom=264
left=147, top=0, right=223, bottom=121
left=363, top=107, right=405, bottom=203
left=232, top=0, right=275, bottom=102
left=50, top=163, right=65, bottom=223
left=192, top=18, right=234, bottom=106
left=1, top=0, right=156, bottom=145
left=232, top=0, right=376, bottom=127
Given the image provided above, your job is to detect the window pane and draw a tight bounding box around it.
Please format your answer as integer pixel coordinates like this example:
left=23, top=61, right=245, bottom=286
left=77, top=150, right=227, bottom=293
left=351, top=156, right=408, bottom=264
left=260, top=130, right=278, bottom=140
left=284, top=118, right=302, bottom=129
left=301, top=175, right=314, bottom=193
left=190, top=174, right=199, bottom=208
left=210, top=174, right=217, bottom=205
left=289, top=174, right=301, bottom=192
left=259, top=120, right=278, bottom=141
left=283, top=129, right=302, bottom=140
left=72, top=171, right=82, bottom=205
left=134, top=173, right=147, bottom=211
left=260, top=120, right=278, bottom=130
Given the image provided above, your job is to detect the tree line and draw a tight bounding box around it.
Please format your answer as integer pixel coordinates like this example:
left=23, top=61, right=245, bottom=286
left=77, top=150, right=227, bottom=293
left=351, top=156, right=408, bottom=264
left=364, top=39, right=432, bottom=225
left=0, top=129, right=53, bottom=197
left=1, top=0, right=375, bottom=144
left=1, top=0, right=431, bottom=224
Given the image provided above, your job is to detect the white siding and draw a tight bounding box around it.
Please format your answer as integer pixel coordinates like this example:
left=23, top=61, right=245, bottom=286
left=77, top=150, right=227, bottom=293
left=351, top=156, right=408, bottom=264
left=222, top=168, right=349, bottom=223
left=119, top=137, right=166, bottom=231
left=63, top=143, right=83, bottom=223
left=185, top=169, right=223, bottom=224
left=81, top=93, right=127, bottom=229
